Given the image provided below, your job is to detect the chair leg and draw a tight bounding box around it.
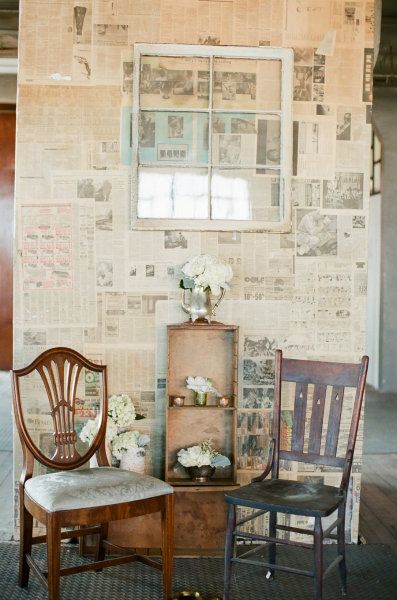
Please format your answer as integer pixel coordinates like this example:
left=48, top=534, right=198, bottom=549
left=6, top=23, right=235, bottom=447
left=95, top=522, right=109, bottom=571
left=337, top=505, right=347, bottom=595
left=161, top=493, right=174, bottom=600
left=223, top=503, right=236, bottom=600
left=47, top=514, right=61, bottom=600
left=313, top=517, right=323, bottom=600
left=19, top=500, right=33, bottom=587
left=267, top=511, right=277, bottom=579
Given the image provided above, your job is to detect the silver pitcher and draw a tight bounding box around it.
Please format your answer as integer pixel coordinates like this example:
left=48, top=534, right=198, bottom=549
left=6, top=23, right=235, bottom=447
left=181, top=285, right=225, bottom=323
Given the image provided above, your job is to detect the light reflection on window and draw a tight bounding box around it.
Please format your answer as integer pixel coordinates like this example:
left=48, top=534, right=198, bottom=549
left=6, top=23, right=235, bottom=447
left=138, top=170, right=208, bottom=219
left=211, top=173, right=250, bottom=220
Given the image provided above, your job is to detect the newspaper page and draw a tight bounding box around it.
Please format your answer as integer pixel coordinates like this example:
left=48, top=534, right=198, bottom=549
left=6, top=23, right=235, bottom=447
left=18, top=201, right=96, bottom=327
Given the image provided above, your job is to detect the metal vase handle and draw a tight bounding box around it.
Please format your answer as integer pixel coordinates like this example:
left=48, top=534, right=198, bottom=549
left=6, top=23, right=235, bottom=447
left=211, top=287, right=225, bottom=316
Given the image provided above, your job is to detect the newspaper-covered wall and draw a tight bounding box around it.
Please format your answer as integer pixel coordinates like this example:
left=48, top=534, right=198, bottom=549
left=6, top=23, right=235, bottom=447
left=14, top=0, right=374, bottom=542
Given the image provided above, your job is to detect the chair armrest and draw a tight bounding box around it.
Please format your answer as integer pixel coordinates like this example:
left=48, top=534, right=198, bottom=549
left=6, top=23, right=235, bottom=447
left=251, top=438, right=275, bottom=483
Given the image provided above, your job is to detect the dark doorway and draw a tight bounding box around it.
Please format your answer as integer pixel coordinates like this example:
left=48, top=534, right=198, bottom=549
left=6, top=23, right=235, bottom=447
left=0, top=104, right=15, bottom=369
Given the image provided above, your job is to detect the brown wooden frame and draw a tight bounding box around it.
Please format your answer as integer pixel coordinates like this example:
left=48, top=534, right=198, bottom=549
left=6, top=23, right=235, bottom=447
left=11, top=347, right=174, bottom=600
left=166, top=321, right=239, bottom=487
left=224, top=349, right=368, bottom=600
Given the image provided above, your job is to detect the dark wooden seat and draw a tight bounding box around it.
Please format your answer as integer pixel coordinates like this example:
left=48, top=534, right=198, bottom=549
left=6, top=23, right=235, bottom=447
left=226, top=479, right=344, bottom=517
left=223, top=350, right=368, bottom=600
left=11, top=347, right=174, bottom=600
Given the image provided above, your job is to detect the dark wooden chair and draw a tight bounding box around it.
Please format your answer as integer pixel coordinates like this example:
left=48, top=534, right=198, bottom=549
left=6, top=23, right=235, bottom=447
left=11, top=347, right=174, bottom=600
left=224, top=349, right=368, bottom=600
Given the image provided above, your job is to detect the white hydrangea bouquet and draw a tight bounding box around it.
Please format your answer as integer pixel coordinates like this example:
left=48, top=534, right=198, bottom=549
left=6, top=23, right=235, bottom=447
left=177, top=439, right=231, bottom=481
left=112, top=431, right=150, bottom=460
left=79, top=393, right=147, bottom=468
left=180, top=254, right=233, bottom=295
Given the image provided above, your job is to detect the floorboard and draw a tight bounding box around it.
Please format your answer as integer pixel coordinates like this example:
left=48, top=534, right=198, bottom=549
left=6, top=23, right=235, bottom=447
left=360, top=453, right=397, bottom=557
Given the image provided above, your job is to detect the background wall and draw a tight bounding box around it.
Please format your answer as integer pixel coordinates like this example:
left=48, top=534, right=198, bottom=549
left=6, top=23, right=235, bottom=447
left=372, top=87, right=397, bottom=391
left=14, top=0, right=374, bottom=542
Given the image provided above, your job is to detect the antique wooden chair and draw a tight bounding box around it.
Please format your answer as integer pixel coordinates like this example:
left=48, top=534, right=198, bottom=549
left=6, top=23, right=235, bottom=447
left=224, top=350, right=368, bottom=600
left=11, top=347, right=174, bottom=600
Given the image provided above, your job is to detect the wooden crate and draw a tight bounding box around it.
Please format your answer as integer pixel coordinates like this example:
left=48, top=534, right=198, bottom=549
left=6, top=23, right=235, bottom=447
left=165, top=321, right=239, bottom=552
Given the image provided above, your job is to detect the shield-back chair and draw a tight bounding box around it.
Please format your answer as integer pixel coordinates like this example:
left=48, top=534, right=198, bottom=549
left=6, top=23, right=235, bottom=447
left=12, top=347, right=174, bottom=600
left=224, top=349, right=368, bottom=600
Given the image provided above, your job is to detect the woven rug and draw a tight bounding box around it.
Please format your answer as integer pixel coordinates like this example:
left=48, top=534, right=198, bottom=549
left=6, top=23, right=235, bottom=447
left=0, top=542, right=396, bottom=599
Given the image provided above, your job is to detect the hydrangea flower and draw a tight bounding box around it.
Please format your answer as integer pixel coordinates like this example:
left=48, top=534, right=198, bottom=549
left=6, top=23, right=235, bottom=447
left=180, top=254, right=233, bottom=295
left=186, top=375, right=221, bottom=396
left=78, top=394, right=147, bottom=461
left=112, top=430, right=150, bottom=460
left=177, top=439, right=231, bottom=469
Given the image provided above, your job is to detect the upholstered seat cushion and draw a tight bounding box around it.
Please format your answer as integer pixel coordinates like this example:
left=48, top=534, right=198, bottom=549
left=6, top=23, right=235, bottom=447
left=25, top=467, right=173, bottom=512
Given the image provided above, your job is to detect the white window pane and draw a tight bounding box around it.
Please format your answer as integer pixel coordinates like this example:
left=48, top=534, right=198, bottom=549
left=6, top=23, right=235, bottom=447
left=139, top=111, right=209, bottom=165
left=211, top=113, right=280, bottom=168
left=138, top=168, right=209, bottom=219
left=213, top=58, right=281, bottom=111
left=140, top=55, right=210, bottom=109
left=211, top=169, right=280, bottom=221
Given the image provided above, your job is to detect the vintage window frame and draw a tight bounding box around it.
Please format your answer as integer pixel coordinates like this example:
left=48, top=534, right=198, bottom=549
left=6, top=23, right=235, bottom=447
left=132, top=43, right=293, bottom=232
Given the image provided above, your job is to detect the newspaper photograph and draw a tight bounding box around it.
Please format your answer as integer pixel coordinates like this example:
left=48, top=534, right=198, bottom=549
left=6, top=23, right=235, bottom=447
left=237, top=434, right=269, bottom=470
left=51, top=170, right=128, bottom=203
left=238, top=412, right=271, bottom=436
left=72, top=46, right=92, bottom=82
left=244, top=335, right=277, bottom=357
left=293, top=66, right=312, bottom=101
left=291, top=178, right=321, bottom=207
left=73, top=3, right=92, bottom=45
left=336, top=109, right=352, bottom=141
left=296, top=210, right=337, bottom=257
left=213, top=57, right=280, bottom=111
left=93, top=24, right=129, bottom=46
left=140, top=56, right=210, bottom=109
left=139, top=111, right=208, bottom=165
left=256, top=118, right=281, bottom=168
left=323, top=172, right=364, bottom=209
left=243, top=359, right=274, bottom=385
left=241, top=387, right=274, bottom=409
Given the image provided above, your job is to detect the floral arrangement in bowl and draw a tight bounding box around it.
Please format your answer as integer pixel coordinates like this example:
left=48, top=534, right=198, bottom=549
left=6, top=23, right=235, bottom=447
left=180, top=254, right=233, bottom=295
left=177, top=439, right=231, bottom=481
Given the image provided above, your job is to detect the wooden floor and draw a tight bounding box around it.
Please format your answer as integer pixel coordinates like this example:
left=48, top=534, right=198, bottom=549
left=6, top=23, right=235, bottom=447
left=360, top=453, right=397, bottom=557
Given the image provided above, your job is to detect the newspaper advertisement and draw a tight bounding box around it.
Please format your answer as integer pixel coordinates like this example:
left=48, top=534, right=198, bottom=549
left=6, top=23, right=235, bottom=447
left=19, top=202, right=96, bottom=327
